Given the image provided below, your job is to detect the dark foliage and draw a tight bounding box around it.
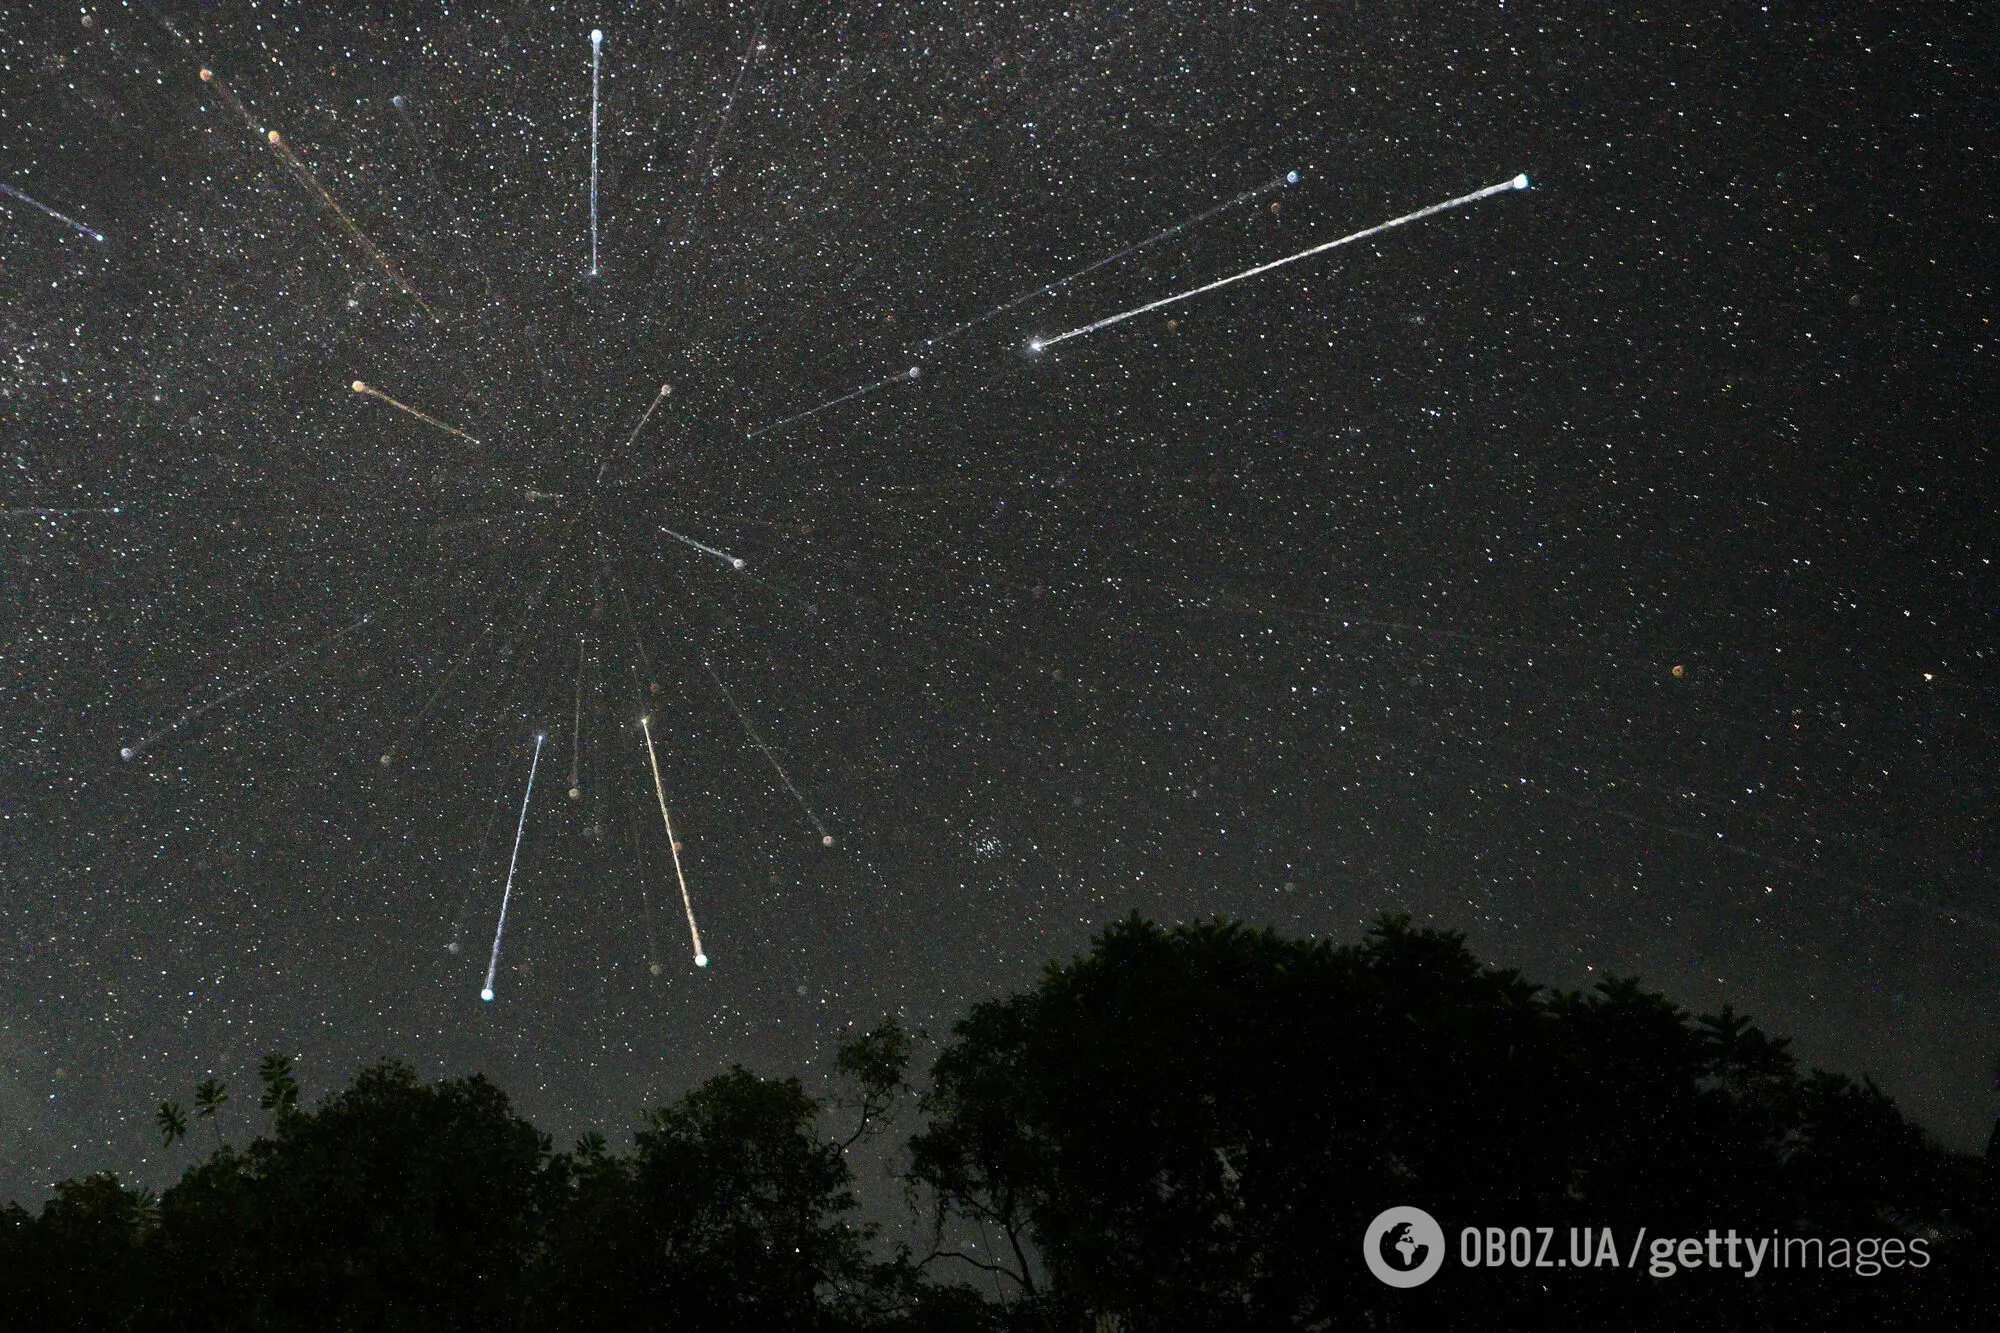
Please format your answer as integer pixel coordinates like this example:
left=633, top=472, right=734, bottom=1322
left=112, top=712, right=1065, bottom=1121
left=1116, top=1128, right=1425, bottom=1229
left=910, top=914, right=1998, bottom=1331
left=3, top=915, right=1995, bottom=1331
left=0, top=1173, right=155, bottom=1332
left=535, top=1067, right=885, bottom=1330
left=147, top=1063, right=549, bottom=1331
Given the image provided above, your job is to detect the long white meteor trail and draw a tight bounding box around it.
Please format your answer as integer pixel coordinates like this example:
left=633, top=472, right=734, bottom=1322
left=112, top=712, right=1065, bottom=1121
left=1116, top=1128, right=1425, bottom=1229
left=589, top=28, right=604, bottom=275
left=743, top=169, right=1301, bottom=441
left=482, top=732, right=545, bottom=1001
left=661, top=525, right=746, bottom=570
left=1029, top=174, right=1529, bottom=352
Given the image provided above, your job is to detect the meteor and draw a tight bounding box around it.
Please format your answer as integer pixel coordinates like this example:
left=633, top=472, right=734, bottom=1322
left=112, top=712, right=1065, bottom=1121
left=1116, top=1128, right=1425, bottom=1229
left=660, top=525, right=746, bottom=570
left=596, top=383, right=671, bottom=485
left=922, top=168, right=1303, bottom=350
left=568, top=634, right=586, bottom=799
left=120, top=614, right=372, bottom=761
left=1029, top=174, right=1529, bottom=352
left=482, top=732, right=546, bottom=1001
left=743, top=168, right=1301, bottom=438
left=589, top=29, right=604, bottom=276
left=698, top=656, right=835, bottom=846
left=379, top=611, right=503, bottom=766
left=640, top=715, right=708, bottom=966
left=350, top=380, right=483, bottom=447
left=745, top=367, right=920, bottom=441
left=199, top=67, right=435, bottom=318
left=670, top=0, right=770, bottom=260
left=0, top=182, right=106, bottom=243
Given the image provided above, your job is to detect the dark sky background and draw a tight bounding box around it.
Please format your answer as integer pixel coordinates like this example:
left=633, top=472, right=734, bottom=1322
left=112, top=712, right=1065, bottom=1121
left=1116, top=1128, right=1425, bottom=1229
left=1, top=0, right=1993, bottom=1206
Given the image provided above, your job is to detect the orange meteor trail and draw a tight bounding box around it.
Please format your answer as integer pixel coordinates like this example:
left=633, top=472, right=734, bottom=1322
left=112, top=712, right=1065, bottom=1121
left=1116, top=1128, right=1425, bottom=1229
left=350, top=380, right=483, bottom=447
left=640, top=715, right=708, bottom=966
left=199, top=67, right=435, bottom=318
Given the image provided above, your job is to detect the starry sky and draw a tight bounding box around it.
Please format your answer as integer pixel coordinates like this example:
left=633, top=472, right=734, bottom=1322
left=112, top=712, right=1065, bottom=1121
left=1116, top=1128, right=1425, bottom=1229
left=1, top=1, right=1994, bottom=1205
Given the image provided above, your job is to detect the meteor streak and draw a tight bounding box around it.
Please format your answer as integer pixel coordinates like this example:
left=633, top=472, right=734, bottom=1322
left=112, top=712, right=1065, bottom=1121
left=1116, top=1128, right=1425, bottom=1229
left=922, top=168, right=1302, bottom=350
left=640, top=715, right=707, bottom=966
left=481, top=732, right=545, bottom=1001
left=1029, top=174, right=1529, bottom=352
left=0, top=182, right=106, bottom=243
left=379, top=609, right=505, bottom=766
left=589, top=29, right=603, bottom=275
left=742, top=169, right=1298, bottom=437
left=568, top=634, right=586, bottom=798
left=669, top=0, right=770, bottom=260
left=199, top=67, right=435, bottom=317
left=195, top=65, right=263, bottom=135
left=120, top=614, right=372, bottom=761
left=596, top=383, right=671, bottom=485
left=660, top=525, right=746, bottom=570
left=745, top=367, right=920, bottom=440
left=350, top=380, right=483, bottom=447
left=698, top=657, right=835, bottom=846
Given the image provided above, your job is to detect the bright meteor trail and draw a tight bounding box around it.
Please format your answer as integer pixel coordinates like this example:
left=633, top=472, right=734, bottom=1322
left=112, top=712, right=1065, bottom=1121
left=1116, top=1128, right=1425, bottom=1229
left=481, top=732, right=545, bottom=1002
left=589, top=28, right=603, bottom=276
left=660, top=525, right=746, bottom=570
left=351, top=380, right=484, bottom=447
left=743, top=169, right=1297, bottom=439
left=0, top=182, right=106, bottom=243
left=1029, top=174, right=1530, bottom=352
left=640, top=715, right=708, bottom=967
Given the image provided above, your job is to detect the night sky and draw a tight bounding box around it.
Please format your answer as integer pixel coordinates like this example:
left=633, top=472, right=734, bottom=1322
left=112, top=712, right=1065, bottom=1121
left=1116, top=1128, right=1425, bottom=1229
left=2, top=1, right=1994, bottom=1207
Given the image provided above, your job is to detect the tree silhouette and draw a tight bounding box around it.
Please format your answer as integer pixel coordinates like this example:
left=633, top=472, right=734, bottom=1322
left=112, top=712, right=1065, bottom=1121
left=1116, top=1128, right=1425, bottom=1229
left=0, top=1174, right=154, bottom=1332
left=155, top=1100, right=188, bottom=1151
left=255, top=1053, right=298, bottom=1119
left=835, top=1017, right=916, bottom=1149
left=532, top=1023, right=987, bottom=1332
left=536, top=1065, right=871, bottom=1328
left=193, top=1077, right=230, bottom=1150
left=153, top=1062, right=549, bottom=1331
left=909, top=914, right=1984, bottom=1332
left=1, top=912, right=1992, bottom=1330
